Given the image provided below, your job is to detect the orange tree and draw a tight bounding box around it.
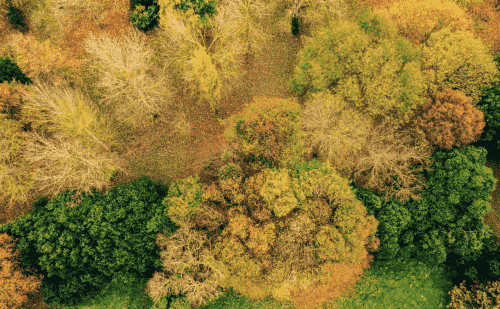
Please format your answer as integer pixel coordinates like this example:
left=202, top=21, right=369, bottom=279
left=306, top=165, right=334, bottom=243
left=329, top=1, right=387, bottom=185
left=415, top=88, right=486, bottom=150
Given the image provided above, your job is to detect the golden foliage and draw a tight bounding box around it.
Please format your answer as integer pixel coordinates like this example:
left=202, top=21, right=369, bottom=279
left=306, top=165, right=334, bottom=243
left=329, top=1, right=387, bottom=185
left=167, top=161, right=379, bottom=308
left=370, top=0, right=477, bottom=47
left=447, top=279, right=500, bottom=308
left=145, top=221, right=229, bottom=309
left=1, top=32, right=86, bottom=87
left=300, top=90, right=377, bottom=181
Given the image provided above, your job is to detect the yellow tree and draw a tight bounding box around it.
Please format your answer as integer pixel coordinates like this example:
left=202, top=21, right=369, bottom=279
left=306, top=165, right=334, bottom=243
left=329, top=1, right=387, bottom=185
left=155, top=1, right=248, bottom=119
left=216, top=0, right=277, bottom=58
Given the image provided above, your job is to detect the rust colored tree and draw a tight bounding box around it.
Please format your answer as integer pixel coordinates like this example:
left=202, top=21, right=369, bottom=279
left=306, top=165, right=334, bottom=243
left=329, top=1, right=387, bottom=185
left=416, top=88, right=486, bottom=150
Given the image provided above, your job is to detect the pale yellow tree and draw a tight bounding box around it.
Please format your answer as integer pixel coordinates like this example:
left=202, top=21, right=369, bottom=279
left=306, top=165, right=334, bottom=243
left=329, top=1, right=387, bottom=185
left=154, top=1, right=249, bottom=119
left=300, top=90, right=376, bottom=181
left=17, top=76, right=132, bottom=208
left=80, top=26, right=175, bottom=130
left=216, top=0, right=277, bottom=57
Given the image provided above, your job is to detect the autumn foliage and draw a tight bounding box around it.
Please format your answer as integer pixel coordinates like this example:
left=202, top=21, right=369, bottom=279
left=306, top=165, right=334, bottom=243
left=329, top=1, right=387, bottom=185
left=161, top=155, right=380, bottom=309
left=0, top=233, right=44, bottom=309
left=416, top=88, right=486, bottom=150
left=369, top=0, right=476, bottom=47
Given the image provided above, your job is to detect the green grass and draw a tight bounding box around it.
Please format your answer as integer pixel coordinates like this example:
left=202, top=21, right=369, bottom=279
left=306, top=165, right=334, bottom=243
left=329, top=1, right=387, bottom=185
left=39, top=256, right=455, bottom=309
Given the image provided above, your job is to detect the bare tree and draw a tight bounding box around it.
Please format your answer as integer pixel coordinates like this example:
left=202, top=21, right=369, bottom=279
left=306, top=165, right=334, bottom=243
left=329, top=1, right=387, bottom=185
left=352, top=118, right=435, bottom=206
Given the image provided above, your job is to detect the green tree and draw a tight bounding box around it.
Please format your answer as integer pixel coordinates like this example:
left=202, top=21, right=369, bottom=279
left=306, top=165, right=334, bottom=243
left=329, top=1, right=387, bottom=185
left=288, top=16, right=428, bottom=131
left=406, top=146, right=497, bottom=267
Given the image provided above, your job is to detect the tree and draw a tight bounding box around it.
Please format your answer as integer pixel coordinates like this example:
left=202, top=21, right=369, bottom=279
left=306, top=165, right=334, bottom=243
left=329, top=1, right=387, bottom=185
left=405, top=145, right=497, bottom=268
left=351, top=117, right=435, bottom=206
left=80, top=26, right=176, bottom=130
left=420, top=27, right=500, bottom=106
left=162, top=159, right=380, bottom=309
left=299, top=90, right=376, bottom=181
left=153, top=2, right=250, bottom=118
left=1, top=32, right=86, bottom=88
left=214, top=0, right=276, bottom=59
left=16, top=76, right=132, bottom=208
left=416, top=88, right=486, bottom=150
left=288, top=16, right=428, bottom=131
left=144, top=220, right=229, bottom=309
left=220, top=96, right=307, bottom=172
left=369, top=0, right=477, bottom=47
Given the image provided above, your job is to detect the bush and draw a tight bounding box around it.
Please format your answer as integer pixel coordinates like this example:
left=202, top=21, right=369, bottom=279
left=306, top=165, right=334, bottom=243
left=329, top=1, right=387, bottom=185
left=0, top=176, right=178, bottom=307
left=144, top=220, right=229, bottom=309
left=130, top=3, right=160, bottom=32
left=220, top=96, right=307, bottom=173
left=0, top=56, right=32, bottom=85
left=6, top=0, right=29, bottom=33
left=447, top=279, right=500, bottom=309
left=291, top=14, right=299, bottom=36
left=164, top=159, right=380, bottom=309
left=416, top=88, right=486, bottom=150
left=0, top=232, right=44, bottom=308
left=420, top=27, right=500, bottom=106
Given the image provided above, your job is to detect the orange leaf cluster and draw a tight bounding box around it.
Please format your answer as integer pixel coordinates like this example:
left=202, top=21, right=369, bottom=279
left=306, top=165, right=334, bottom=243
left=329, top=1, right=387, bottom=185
left=0, top=233, right=44, bottom=309
left=416, top=88, right=486, bottom=149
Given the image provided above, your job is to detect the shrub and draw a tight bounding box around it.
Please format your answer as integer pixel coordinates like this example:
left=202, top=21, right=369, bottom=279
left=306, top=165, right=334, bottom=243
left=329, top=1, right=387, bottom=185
left=164, top=159, right=380, bottom=308
left=0, top=232, right=44, bottom=309
left=0, top=176, right=178, bottom=307
left=130, top=3, right=160, bottom=32
left=0, top=55, right=31, bottom=85
left=416, top=88, right=486, bottom=150
left=419, top=27, right=500, bottom=106
left=144, top=220, right=229, bottom=309
left=220, top=96, right=307, bottom=173
left=291, top=14, right=299, bottom=36
left=5, top=0, right=29, bottom=33
left=447, top=279, right=500, bottom=309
